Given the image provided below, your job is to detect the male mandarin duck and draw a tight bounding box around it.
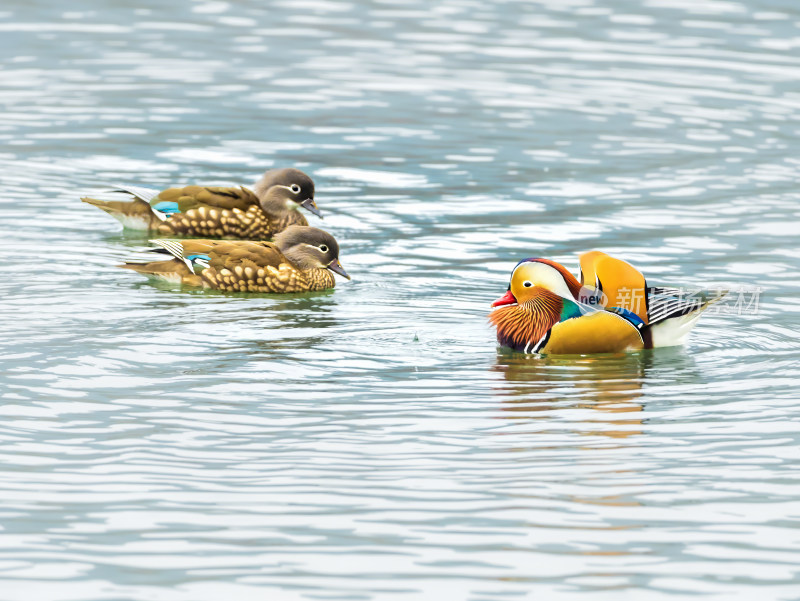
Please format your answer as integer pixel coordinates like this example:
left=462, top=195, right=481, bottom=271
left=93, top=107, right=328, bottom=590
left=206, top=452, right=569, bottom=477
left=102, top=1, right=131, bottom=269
left=489, top=251, right=726, bottom=355
left=121, top=225, right=349, bottom=293
left=82, top=168, right=321, bottom=239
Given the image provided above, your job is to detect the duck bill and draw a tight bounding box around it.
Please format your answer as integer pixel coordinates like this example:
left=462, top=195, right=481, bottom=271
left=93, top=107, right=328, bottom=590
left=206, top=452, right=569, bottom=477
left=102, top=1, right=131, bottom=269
left=327, top=259, right=350, bottom=280
left=300, top=198, right=322, bottom=218
left=491, top=290, right=517, bottom=307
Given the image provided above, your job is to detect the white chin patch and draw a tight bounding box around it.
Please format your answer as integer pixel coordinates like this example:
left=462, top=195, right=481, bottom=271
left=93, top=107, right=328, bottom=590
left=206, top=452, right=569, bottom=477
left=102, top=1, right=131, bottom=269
left=285, top=199, right=299, bottom=210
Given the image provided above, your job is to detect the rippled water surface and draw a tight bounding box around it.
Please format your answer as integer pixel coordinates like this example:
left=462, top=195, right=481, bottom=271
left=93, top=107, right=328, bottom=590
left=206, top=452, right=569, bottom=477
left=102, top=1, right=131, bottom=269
left=2, top=0, right=800, bottom=599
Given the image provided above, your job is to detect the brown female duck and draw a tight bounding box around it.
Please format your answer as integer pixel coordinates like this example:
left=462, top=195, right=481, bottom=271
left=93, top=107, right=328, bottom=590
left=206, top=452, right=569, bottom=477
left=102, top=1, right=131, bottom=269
left=122, top=226, right=349, bottom=293
left=82, top=168, right=321, bottom=239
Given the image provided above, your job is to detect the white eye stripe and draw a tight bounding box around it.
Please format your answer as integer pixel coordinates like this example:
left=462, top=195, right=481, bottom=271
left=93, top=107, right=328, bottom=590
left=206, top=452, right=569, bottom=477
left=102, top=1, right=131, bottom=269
left=302, top=243, right=331, bottom=254
left=275, top=184, right=302, bottom=194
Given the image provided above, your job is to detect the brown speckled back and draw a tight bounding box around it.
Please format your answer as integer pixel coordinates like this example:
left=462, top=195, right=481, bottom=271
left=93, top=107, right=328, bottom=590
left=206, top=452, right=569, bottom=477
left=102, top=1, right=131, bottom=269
left=154, top=186, right=309, bottom=240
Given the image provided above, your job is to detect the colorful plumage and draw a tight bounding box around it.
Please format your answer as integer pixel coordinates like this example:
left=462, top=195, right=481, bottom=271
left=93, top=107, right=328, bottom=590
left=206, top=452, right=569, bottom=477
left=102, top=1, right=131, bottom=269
left=490, top=252, right=726, bottom=355
left=82, top=168, right=321, bottom=239
left=121, top=225, right=349, bottom=293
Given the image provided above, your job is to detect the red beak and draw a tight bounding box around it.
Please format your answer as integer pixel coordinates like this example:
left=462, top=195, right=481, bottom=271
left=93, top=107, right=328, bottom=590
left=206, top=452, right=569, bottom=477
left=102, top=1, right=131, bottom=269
left=491, top=290, right=517, bottom=307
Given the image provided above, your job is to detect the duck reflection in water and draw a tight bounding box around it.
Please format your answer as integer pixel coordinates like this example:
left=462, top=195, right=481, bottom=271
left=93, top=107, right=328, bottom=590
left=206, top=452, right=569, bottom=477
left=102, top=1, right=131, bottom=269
left=242, top=290, right=342, bottom=358
left=491, top=348, right=698, bottom=439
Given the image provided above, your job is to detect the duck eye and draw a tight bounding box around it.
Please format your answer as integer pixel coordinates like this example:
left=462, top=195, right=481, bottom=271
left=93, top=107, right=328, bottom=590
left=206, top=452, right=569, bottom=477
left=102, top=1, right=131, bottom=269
left=290, top=184, right=301, bottom=194
left=523, top=280, right=533, bottom=288
left=319, top=245, right=328, bottom=253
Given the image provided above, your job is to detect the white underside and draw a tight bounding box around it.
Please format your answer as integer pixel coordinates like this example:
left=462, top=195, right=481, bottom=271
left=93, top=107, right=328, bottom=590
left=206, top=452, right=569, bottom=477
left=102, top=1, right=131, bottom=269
left=88, top=188, right=165, bottom=228
left=648, top=310, right=704, bottom=348
left=146, top=272, right=183, bottom=285
left=112, top=212, right=153, bottom=230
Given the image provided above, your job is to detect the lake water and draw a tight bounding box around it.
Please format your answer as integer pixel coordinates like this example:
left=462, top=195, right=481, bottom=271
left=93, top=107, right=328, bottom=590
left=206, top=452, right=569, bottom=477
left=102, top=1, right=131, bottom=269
left=1, top=0, right=800, bottom=599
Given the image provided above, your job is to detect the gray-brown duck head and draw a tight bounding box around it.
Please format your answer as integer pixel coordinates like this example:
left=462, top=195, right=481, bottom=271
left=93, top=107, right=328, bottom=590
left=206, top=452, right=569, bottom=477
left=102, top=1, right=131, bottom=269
left=273, top=225, right=349, bottom=279
left=253, top=168, right=320, bottom=218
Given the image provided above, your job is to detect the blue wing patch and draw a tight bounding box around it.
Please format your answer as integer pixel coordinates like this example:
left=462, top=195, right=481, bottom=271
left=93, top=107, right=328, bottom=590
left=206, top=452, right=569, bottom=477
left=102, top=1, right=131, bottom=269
left=607, top=306, right=646, bottom=330
left=152, top=201, right=181, bottom=215
left=185, top=253, right=211, bottom=272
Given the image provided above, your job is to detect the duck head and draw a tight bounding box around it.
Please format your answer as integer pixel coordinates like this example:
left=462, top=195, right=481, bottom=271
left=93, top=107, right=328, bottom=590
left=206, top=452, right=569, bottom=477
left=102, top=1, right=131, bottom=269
left=274, top=225, right=350, bottom=280
left=254, top=168, right=321, bottom=218
left=489, top=259, right=584, bottom=352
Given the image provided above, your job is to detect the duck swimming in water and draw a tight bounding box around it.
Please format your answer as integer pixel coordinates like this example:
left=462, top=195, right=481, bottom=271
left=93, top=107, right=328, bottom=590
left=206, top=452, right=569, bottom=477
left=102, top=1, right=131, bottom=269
left=82, top=167, right=321, bottom=239
left=121, top=225, right=349, bottom=293
left=489, top=251, right=726, bottom=355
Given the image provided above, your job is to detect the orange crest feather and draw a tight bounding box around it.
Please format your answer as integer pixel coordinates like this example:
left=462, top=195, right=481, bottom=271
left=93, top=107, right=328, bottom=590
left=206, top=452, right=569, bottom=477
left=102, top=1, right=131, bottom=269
left=489, top=288, right=563, bottom=351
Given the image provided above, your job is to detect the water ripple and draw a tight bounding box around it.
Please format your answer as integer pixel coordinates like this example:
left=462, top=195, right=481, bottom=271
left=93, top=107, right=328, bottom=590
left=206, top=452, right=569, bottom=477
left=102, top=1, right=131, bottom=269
left=1, top=0, right=799, bottom=599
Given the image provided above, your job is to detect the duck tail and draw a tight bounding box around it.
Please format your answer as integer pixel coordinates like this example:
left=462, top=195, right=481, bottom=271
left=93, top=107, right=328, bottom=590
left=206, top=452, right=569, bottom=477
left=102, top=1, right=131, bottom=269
left=645, top=288, right=728, bottom=348
left=82, top=193, right=159, bottom=230
left=119, top=258, right=199, bottom=286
